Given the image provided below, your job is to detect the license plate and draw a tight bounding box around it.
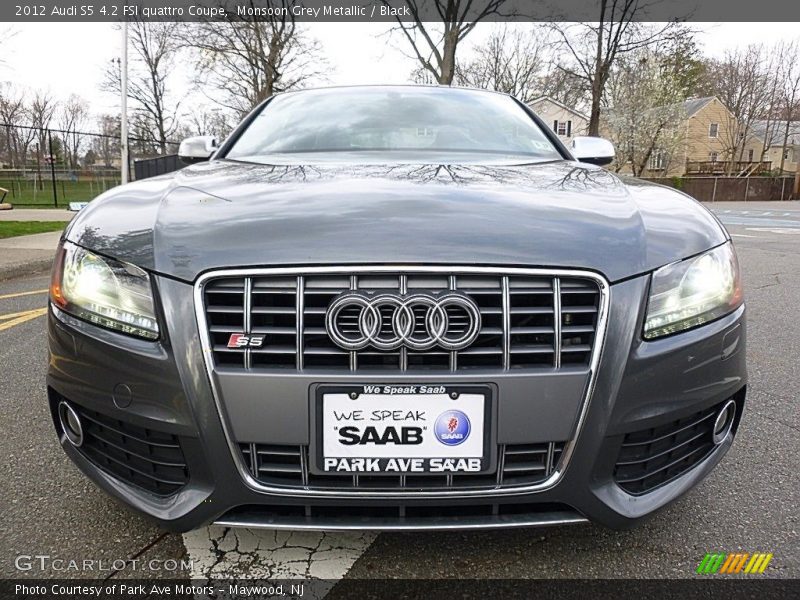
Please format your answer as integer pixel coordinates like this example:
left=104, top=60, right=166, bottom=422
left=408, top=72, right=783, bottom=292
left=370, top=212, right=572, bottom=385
left=315, top=384, right=490, bottom=474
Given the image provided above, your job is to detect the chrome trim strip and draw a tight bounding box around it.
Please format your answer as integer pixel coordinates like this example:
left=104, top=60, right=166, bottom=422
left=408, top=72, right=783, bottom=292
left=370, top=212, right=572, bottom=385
left=449, top=275, right=457, bottom=372
left=215, top=511, right=588, bottom=532
left=194, top=265, right=610, bottom=499
left=296, top=276, right=304, bottom=371
left=243, top=277, right=252, bottom=369
left=299, top=444, right=309, bottom=487
left=553, top=277, right=562, bottom=369
left=349, top=275, right=357, bottom=372
left=399, top=274, right=408, bottom=372
left=501, top=275, right=510, bottom=371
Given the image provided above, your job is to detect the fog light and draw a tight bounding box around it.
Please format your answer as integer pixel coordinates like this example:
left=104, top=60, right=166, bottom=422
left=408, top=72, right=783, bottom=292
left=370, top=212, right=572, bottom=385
left=58, top=401, right=84, bottom=447
left=712, top=400, right=736, bottom=445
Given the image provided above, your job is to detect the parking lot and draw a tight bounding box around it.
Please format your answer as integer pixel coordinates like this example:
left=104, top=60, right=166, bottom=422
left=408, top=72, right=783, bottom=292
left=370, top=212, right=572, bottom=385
left=1, top=201, right=798, bottom=583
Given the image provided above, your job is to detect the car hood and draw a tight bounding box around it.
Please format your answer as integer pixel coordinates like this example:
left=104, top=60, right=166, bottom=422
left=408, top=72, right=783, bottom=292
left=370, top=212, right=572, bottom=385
left=66, top=160, right=727, bottom=283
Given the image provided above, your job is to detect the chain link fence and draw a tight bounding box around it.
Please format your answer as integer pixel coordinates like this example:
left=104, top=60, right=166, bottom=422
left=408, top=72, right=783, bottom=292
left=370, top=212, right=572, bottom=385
left=0, top=123, right=179, bottom=208
left=642, top=176, right=799, bottom=202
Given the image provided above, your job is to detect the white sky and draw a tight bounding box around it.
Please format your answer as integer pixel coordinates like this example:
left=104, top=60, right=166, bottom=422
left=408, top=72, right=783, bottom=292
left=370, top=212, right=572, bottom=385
left=1, top=22, right=799, bottom=122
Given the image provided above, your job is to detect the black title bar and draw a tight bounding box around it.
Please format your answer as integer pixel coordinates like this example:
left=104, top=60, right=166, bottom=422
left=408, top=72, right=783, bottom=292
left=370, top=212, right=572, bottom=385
left=6, top=0, right=800, bottom=23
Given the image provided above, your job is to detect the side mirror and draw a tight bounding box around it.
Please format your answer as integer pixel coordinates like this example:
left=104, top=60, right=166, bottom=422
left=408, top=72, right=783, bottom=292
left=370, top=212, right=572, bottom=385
left=178, top=135, right=218, bottom=164
left=571, top=136, right=615, bottom=166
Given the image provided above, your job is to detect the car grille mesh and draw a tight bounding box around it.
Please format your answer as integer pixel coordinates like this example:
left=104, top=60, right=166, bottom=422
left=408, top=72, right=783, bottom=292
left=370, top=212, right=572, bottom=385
left=613, top=403, right=723, bottom=495
left=202, top=271, right=601, bottom=372
left=239, top=442, right=564, bottom=491
left=72, top=405, right=189, bottom=496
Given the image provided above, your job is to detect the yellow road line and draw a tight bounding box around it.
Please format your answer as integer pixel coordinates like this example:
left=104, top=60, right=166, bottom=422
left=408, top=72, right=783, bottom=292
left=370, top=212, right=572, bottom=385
left=0, top=308, right=46, bottom=321
left=0, top=288, right=49, bottom=300
left=0, top=307, right=47, bottom=332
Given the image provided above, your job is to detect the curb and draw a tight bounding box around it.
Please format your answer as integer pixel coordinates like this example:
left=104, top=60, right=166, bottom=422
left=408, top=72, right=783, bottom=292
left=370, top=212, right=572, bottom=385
left=0, top=257, right=53, bottom=282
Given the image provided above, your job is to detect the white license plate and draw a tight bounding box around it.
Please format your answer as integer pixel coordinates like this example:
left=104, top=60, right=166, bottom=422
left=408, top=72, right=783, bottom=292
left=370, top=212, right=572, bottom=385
left=317, top=385, right=488, bottom=474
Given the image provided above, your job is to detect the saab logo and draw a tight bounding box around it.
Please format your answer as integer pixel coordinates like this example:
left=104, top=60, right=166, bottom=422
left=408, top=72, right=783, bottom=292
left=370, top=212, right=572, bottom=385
left=227, top=333, right=265, bottom=348
left=338, top=426, right=423, bottom=446
left=696, top=552, right=773, bottom=574
left=434, top=410, right=470, bottom=446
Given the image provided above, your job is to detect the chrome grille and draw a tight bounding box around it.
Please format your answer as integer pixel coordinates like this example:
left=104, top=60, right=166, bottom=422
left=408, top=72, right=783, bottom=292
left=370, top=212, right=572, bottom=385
left=202, top=270, right=601, bottom=372
left=240, top=442, right=564, bottom=491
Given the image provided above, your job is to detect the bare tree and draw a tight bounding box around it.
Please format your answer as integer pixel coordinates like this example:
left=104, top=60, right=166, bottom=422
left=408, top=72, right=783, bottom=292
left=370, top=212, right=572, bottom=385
left=92, top=115, right=120, bottom=168
left=776, top=42, right=800, bottom=172
left=186, top=107, right=235, bottom=140
left=385, top=0, right=510, bottom=85
left=103, top=19, right=182, bottom=154
left=27, top=90, right=58, bottom=187
left=538, top=68, right=589, bottom=112
left=552, top=2, right=681, bottom=135
left=185, top=1, right=325, bottom=116
left=57, top=94, right=90, bottom=169
left=455, top=25, right=551, bottom=103
left=698, top=45, right=772, bottom=171
left=0, top=83, right=30, bottom=169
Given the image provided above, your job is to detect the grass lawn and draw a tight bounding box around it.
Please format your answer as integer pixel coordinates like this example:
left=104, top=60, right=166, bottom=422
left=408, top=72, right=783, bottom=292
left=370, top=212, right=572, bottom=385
left=0, top=179, right=119, bottom=207
left=0, top=221, right=67, bottom=239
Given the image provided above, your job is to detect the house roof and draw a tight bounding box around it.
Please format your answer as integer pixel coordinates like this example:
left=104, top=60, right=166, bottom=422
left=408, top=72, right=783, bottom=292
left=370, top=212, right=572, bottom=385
left=683, top=97, right=715, bottom=118
left=752, top=120, right=800, bottom=146
left=528, top=96, right=589, bottom=121
left=603, top=96, right=717, bottom=120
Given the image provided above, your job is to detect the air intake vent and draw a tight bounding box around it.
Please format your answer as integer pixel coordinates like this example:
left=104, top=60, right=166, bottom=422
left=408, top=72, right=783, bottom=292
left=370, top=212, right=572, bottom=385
left=70, top=404, right=188, bottom=496
left=613, top=401, right=733, bottom=495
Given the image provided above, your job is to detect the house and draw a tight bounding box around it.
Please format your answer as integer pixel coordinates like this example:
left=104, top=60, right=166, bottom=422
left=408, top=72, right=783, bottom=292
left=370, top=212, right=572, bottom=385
left=528, top=96, right=588, bottom=143
left=751, top=120, right=800, bottom=174
left=679, top=97, right=767, bottom=175
left=641, top=97, right=768, bottom=177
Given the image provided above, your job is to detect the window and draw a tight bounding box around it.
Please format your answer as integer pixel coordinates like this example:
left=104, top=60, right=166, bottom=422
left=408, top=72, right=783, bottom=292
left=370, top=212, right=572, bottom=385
left=226, top=87, right=562, bottom=162
left=784, top=148, right=791, bottom=160
left=709, top=123, right=719, bottom=138
left=709, top=152, right=718, bottom=162
left=649, top=150, right=666, bottom=170
left=747, top=149, right=754, bottom=162
left=553, top=120, right=572, bottom=137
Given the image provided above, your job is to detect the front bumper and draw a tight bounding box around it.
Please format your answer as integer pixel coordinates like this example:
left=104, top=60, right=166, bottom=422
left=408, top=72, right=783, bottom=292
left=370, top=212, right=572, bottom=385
left=46, top=273, right=747, bottom=531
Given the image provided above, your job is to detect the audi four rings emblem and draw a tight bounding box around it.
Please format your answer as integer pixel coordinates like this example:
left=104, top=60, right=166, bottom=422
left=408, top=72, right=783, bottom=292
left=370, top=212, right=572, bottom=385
left=325, top=292, right=482, bottom=351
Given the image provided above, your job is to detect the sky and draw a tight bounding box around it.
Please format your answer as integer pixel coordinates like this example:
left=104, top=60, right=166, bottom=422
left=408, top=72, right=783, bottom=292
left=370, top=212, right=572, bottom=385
left=1, top=22, right=799, bottom=123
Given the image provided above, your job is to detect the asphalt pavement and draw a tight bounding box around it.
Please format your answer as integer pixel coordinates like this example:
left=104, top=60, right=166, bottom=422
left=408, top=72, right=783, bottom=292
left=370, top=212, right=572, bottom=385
left=0, top=202, right=797, bottom=585
left=0, top=210, right=73, bottom=281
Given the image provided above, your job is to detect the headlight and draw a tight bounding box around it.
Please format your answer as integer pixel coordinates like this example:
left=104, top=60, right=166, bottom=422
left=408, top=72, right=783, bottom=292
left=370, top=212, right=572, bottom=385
left=644, top=242, right=742, bottom=340
left=50, top=242, right=159, bottom=340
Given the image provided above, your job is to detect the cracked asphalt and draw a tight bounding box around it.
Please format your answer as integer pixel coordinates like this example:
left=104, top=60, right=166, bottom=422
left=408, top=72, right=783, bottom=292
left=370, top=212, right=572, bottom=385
left=0, top=201, right=797, bottom=584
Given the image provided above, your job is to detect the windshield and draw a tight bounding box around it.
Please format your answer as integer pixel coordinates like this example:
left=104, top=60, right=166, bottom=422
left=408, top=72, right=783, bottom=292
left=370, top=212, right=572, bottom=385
left=224, top=87, right=562, bottom=163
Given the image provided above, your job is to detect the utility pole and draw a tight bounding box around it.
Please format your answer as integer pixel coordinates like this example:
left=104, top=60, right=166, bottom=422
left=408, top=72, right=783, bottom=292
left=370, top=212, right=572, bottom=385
left=120, top=20, right=129, bottom=184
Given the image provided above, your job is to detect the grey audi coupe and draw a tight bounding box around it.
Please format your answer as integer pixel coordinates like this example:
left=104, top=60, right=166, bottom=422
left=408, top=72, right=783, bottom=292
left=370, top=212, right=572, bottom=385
left=47, top=85, right=745, bottom=531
